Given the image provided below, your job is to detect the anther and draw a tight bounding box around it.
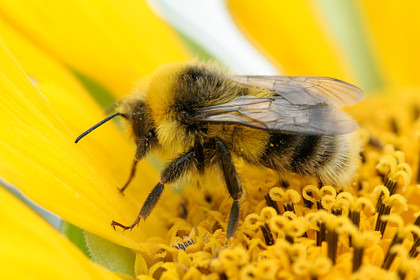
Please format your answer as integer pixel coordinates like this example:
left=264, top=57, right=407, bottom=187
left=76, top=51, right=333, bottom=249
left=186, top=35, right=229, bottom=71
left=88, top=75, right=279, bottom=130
left=326, top=228, right=338, bottom=264
left=417, top=150, right=420, bottom=183
left=283, top=190, right=300, bottom=215
left=408, top=215, right=420, bottom=258
left=325, top=216, right=347, bottom=265
left=348, top=210, right=360, bottom=247
left=317, top=221, right=326, bottom=247
left=285, top=234, right=294, bottom=244
left=352, top=246, right=364, bottom=272
left=264, top=193, right=280, bottom=214
left=260, top=223, right=275, bottom=246
left=384, top=176, right=398, bottom=195
left=381, top=233, right=405, bottom=269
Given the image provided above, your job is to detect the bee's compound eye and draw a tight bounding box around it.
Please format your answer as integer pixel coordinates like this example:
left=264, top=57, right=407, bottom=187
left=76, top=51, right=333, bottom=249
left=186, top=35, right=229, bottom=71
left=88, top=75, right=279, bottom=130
left=146, top=130, right=155, bottom=140
left=180, top=111, right=190, bottom=119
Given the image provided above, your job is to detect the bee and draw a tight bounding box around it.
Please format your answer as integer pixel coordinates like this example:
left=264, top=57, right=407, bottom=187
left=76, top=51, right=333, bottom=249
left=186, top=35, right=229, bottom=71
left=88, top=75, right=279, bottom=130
left=75, top=62, right=364, bottom=238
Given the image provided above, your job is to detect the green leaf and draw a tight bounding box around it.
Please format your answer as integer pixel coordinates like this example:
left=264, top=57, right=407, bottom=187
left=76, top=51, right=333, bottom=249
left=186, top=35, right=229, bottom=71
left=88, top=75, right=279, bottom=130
left=60, top=221, right=90, bottom=257
left=84, top=231, right=136, bottom=277
left=319, top=0, right=385, bottom=92
left=71, top=69, right=116, bottom=109
left=176, top=31, right=214, bottom=61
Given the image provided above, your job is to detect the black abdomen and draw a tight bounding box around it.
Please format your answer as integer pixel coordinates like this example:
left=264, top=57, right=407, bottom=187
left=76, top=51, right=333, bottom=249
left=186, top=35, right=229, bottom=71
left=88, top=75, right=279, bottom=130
left=261, top=133, right=338, bottom=179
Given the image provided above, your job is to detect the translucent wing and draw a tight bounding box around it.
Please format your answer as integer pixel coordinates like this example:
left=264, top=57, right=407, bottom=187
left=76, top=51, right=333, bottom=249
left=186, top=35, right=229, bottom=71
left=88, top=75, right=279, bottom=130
left=193, top=76, right=364, bottom=135
left=232, top=76, right=364, bottom=107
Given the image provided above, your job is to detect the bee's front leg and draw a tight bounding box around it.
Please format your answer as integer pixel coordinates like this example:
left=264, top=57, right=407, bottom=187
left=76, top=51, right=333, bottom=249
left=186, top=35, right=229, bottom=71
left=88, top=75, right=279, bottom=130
left=118, top=158, right=138, bottom=194
left=112, top=148, right=199, bottom=231
left=215, top=139, right=242, bottom=239
left=119, top=135, right=156, bottom=194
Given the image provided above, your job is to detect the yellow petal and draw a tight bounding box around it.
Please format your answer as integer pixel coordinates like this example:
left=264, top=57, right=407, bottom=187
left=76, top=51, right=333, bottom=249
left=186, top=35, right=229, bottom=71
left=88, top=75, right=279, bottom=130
left=0, top=0, right=191, bottom=98
left=227, top=0, right=355, bottom=82
left=0, top=34, right=178, bottom=250
left=0, top=16, right=127, bottom=168
left=0, top=186, right=120, bottom=279
left=357, top=1, right=420, bottom=89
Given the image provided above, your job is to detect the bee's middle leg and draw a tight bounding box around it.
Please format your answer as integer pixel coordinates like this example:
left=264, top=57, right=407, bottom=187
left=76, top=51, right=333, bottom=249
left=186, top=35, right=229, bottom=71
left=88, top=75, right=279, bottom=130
left=112, top=148, right=200, bottom=231
left=215, top=139, right=242, bottom=238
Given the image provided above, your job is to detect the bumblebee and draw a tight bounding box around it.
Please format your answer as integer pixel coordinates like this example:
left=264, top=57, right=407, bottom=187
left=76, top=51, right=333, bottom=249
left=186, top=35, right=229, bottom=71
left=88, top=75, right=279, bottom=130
left=76, top=62, right=364, bottom=238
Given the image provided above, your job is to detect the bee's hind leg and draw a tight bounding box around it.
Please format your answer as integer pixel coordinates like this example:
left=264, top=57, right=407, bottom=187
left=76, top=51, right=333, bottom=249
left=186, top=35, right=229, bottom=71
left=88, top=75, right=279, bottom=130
left=112, top=149, right=199, bottom=231
left=215, top=139, right=243, bottom=239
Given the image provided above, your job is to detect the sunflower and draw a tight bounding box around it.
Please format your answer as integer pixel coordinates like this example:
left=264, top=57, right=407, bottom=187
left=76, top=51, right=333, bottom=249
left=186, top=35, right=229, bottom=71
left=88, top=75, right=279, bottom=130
left=0, top=1, right=419, bottom=279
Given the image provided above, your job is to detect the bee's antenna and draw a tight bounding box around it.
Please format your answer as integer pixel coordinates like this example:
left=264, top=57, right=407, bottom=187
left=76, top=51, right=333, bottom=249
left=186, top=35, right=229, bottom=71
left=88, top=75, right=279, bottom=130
left=75, top=112, right=127, bottom=143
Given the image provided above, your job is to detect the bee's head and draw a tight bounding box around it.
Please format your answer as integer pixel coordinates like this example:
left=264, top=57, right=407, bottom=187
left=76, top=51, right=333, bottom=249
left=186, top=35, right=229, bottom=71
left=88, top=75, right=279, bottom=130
left=75, top=98, right=157, bottom=160
left=122, top=99, right=157, bottom=159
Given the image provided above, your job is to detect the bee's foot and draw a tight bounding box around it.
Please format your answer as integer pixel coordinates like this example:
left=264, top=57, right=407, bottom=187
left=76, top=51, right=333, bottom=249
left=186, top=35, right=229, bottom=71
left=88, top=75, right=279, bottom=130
left=117, top=187, right=126, bottom=196
left=111, top=217, right=141, bottom=231
left=111, top=220, right=133, bottom=231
